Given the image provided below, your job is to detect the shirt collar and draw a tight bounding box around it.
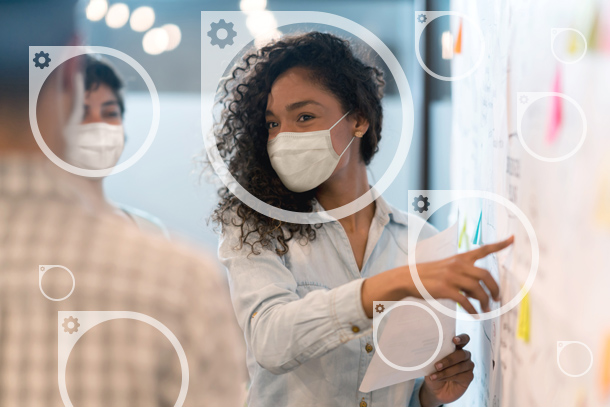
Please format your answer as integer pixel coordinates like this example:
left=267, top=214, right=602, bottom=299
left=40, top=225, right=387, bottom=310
left=375, top=193, right=409, bottom=227
left=311, top=189, right=408, bottom=227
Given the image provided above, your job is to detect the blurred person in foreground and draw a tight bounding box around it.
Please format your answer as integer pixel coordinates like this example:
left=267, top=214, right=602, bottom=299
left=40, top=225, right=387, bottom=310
left=0, top=1, right=245, bottom=406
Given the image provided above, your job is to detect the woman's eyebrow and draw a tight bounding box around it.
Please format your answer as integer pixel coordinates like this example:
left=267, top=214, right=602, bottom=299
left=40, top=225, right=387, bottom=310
left=265, top=100, right=323, bottom=117
left=285, top=100, right=323, bottom=111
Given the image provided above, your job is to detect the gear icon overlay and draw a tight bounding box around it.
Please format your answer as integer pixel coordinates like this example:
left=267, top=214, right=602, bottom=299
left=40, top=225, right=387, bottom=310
left=412, top=195, right=430, bottom=213
left=207, top=19, right=237, bottom=49
left=375, top=304, right=385, bottom=314
left=62, top=316, right=80, bottom=334
left=519, top=95, right=529, bottom=104
left=33, top=51, right=51, bottom=69
left=417, top=14, right=428, bottom=24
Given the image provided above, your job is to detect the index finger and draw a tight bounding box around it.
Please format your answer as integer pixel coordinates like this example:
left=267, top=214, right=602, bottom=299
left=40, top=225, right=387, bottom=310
left=466, top=235, right=514, bottom=261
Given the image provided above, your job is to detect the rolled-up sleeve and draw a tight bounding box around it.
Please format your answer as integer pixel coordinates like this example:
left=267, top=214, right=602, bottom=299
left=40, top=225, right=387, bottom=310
left=218, top=223, right=372, bottom=375
left=408, top=377, right=425, bottom=407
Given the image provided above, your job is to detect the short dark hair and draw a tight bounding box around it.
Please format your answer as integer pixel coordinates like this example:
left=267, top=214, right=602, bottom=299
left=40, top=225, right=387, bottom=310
left=84, top=56, right=125, bottom=117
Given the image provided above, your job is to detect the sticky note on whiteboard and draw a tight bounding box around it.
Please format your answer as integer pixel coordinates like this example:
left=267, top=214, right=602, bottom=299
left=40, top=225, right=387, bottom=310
left=516, top=291, right=530, bottom=343
left=546, top=66, right=563, bottom=144
left=458, top=215, right=470, bottom=250
left=601, top=335, right=610, bottom=399
left=454, top=18, right=463, bottom=54
left=472, top=210, right=483, bottom=245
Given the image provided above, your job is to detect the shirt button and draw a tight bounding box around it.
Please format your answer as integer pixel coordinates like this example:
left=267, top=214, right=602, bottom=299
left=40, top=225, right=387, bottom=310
left=360, top=398, right=367, bottom=407
left=365, top=344, right=373, bottom=353
left=351, top=325, right=360, bottom=333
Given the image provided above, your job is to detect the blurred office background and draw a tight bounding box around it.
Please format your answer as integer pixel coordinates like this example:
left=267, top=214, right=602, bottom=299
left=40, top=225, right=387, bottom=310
left=78, top=0, right=452, bottom=249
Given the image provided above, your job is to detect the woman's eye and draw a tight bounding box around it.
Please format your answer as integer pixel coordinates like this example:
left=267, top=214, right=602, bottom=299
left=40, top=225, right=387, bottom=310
left=297, top=114, right=314, bottom=122
left=266, top=122, right=278, bottom=130
left=103, top=111, right=120, bottom=118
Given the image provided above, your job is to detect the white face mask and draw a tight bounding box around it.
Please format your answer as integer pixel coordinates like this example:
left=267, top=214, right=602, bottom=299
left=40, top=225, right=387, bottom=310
left=64, top=122, right=125, bottom=171
left=267, top=110, right=354, bottom=193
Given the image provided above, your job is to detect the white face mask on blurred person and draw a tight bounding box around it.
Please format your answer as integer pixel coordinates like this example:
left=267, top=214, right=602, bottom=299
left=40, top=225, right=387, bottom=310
left=64, top=122, right=125, bottom=170
left=60, top=69, right=124, bottom=171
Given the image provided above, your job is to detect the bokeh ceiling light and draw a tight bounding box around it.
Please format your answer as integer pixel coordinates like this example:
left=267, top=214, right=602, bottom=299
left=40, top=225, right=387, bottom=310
left=254, top=29, right=281, bottom=49
left=105, top=3, right=130, bottom=29
left=143, top=28, right=169, bottom=55
left=240, top=0, right=267, bottom=14
left=130, top=6, right=155, bottom=32
left=161, top=24, right=182, bottom=51
left=246, top=10, right=277, bottom=37
left=85, top=0, right=108, bottom=21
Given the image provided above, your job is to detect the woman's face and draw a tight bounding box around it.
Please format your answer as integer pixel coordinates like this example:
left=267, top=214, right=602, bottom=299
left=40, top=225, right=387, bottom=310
left=82, top=83, right=122, bottom=125
left=265, top=67, right=359, bottom=157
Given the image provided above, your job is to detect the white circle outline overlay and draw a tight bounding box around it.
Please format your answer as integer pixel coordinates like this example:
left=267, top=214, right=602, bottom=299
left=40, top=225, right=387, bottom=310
left=413, top=11, right=486, bottom=81
left=39, top=265, right=75, bottom=302
left=57, top=311, right=189, bottom=407
left=551, top=28, right=588, bottom=65
left=372, top=301, right=444, bottom=371
left=29, top=46, right=160, bottom=177
left=407, top=190, right=539, bottom=321
left=517, top=92, right=587, bottom=162
left=556, top=341, right=594, bottom=378
left=202, top=12, right=415, bottom=224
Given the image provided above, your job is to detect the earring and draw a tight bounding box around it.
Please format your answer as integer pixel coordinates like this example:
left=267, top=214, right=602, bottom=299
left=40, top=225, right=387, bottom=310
left=354, top=131, right=363, bottom=138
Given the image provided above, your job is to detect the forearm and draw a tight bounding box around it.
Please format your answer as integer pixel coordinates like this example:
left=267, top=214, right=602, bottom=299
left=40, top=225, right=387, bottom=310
left=360, top=266, right=411, bottom=318
left=249, top=279, right=372, bottom=374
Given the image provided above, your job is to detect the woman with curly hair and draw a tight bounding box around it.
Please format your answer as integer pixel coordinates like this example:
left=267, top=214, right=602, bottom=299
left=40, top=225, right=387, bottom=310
left=213, top=32, right=513, bottom=407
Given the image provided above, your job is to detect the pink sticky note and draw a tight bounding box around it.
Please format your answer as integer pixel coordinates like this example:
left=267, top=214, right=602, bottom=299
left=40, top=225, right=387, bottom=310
left=601, top=3, right=610, bottom=53
left=546, top=66, right=563, bottom=144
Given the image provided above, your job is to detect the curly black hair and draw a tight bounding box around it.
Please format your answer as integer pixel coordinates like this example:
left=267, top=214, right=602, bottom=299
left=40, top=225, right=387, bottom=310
left=211, top=31, right=385, bottom=256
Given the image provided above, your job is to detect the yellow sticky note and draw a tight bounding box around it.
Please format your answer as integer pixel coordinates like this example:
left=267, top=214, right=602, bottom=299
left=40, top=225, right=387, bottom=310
left=601, top=334, right=610, bottom=400
left=516, top=291, right=530, bottom=343
left=458, top=217, right=471, bottom=250
left=588, top=5, right=601, bottom=51
left=567, top=30, right=579, bottom=54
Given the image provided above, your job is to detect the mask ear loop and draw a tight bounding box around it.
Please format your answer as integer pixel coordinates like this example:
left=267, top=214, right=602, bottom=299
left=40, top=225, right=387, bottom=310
left=338, top=135, right=356, bottom=158
left=329, top=109, right=352, bottom=131
left=330, top=109, right=355, bottom=158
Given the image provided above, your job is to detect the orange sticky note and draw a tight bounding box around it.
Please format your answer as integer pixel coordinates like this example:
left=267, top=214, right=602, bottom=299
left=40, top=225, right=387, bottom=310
left=601, top=335, right=610, bottom=400
left=546, top=66, right=563, bottom=144
left=454, top=18, right=463, bottom=54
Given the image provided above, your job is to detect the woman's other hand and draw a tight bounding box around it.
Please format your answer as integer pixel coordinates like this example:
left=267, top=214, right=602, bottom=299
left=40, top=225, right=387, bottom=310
left=419, top=334, right=474, bottom=407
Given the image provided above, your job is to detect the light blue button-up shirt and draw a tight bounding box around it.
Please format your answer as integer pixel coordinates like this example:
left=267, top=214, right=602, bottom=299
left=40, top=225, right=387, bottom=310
left=219, top=195, right=438, bottom=407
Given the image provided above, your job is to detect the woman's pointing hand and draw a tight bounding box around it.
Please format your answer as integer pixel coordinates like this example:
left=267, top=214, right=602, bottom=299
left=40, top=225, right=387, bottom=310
left=403, top=236, right=514, bottom=314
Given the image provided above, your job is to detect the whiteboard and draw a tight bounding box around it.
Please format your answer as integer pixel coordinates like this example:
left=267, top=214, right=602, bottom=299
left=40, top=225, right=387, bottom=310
left=447, top=0, right=610, bottom=406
